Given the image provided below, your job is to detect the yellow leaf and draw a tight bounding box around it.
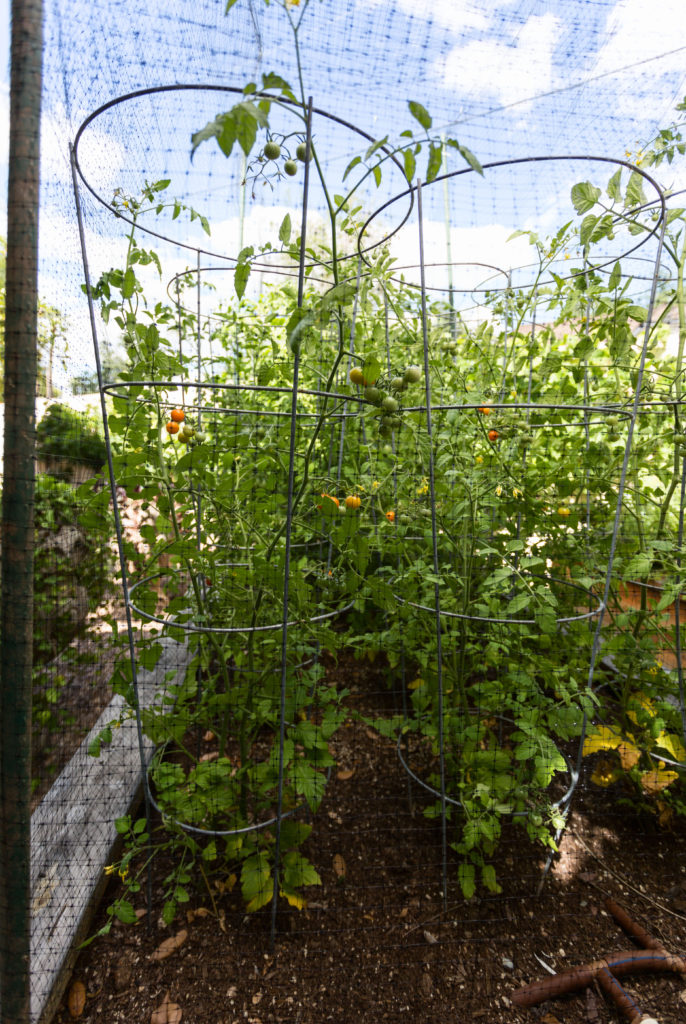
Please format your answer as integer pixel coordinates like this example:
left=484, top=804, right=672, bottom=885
left=657, top=799, right=673, bottom=827
left=641, top=768, right=679, bottom=795
left=336, top=769, right=354, bottom=780
left=333, top=853, right=347, bottom=878
left=590, top=758, right=621, bottom=787
left=408, top=677, right=424, bottom=690
left=246, top=888, right=272, bottom=913
left=583, top=725, right=622, bottom=757
left=68, top=979, right=86, bottom=1018
left=655, top=731, right=686, bottom=764
left=627, top=692, right=655, bottom=725
left=617, top=740, right=641, bottom=771
left=281, top=889, right=306, bottom=910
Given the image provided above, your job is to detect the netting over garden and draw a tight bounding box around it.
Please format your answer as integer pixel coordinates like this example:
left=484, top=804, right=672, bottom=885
left=6, top=2, right=686, bottom=1023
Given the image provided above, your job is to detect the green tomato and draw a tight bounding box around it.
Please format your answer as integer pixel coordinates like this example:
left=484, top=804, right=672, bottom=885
left=263, top=141, right=281, bottom=160
left=382, top=414, right=402, bottom=430
left=403, top=365, right=422, bottom=384
left=382, top=396, right=399, bottom=414
left=391, top=377, right=407, bottom=391
left=296, top=142, right=310, bottom=162
left=364, top=387, right=382, bottom=405
left=194, top=431, right=208, bottom=443
left=284, top=160, right=298, bottom=176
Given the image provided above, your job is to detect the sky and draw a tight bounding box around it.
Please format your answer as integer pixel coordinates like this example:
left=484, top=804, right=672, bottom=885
left=1, top=0, right=686, bottom=389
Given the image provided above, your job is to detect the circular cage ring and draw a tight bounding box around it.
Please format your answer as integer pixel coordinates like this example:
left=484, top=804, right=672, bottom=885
left=128, top=572, right=355, bottom=636
left=73, top=84, right=413, bottom=266
left=394, top=571, right=604, bottom=626
left=396, top=726, right=576, bottom=816
left=358, top=154, right=666, bottom=292
left=147, top=743, right=331, bottom=839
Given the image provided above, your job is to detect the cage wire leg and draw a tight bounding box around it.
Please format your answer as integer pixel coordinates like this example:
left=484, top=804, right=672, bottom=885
left=270, top=97, right=313, bottom=948
left=382, top=291, right=413, bottom=803
left=676, top=463, right=686, bottom=748
left=69, top=142, right=156, bottom=923
left=417, top=178, right=449, bottom=911
left=540, top=210, right=669, bottom=893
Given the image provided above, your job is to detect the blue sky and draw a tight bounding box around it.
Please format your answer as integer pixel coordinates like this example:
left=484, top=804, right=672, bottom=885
left=1, top=0, right=686, bottom=386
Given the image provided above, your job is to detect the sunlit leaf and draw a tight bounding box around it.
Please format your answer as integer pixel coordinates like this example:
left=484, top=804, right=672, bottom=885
left=641, top=768, right=679, bottom=794
left=582, top=725, right=622, bottom=756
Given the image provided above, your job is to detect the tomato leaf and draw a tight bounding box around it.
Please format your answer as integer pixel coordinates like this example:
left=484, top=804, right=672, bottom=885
left=608, top=261, right=622, bottom=290
left=403, top=147, right=416, bottom=184
left=234, top=261, right=251, bottom=299
left=425, top=142, right=443, bottom=183
left=571, top=181, right=601, bottom=214
left=343, top=155, right=361, bottom=181
left=408, top=99, right=432, bottom=131
left=458, top=861, right=476, bottom=899
left=278, top=213, right=292, bottom=245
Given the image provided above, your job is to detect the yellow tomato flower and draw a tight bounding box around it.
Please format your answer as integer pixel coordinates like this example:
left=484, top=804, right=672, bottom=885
left=512, top=487, right=522, bottom=498
left=475, top=455, right=483, bottom=464
left=495, top=485, right=502, bottom=497
left=104, top=864, right=116, bottom=876
left=372, top=480, right=380, bottom=490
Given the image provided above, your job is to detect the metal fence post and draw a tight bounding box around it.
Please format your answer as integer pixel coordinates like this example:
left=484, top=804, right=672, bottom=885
left=1, top=0, right=43, bottom=1021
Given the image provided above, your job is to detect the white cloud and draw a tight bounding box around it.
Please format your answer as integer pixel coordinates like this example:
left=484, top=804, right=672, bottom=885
left=594, top=0, right=686, bottom=76
left=437, top=13, right=561, bottom=110
left=385, top=219, right=536, bottom=304
left=588, top=0, right=686, bottom=119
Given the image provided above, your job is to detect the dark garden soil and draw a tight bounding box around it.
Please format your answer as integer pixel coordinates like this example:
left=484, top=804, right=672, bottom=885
left=53, top=652, right=686, bottom=1024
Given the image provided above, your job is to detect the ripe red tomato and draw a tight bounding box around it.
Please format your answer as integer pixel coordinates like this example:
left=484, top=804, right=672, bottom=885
left=488, top=429, right=499, bottom=441
left=166, top=421, right=180, bottom=435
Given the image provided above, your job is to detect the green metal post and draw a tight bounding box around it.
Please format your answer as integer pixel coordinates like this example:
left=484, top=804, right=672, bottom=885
left=1, top=1, right=43, bottom=1021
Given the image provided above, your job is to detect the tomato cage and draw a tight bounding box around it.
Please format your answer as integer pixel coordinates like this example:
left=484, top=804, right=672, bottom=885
left=69, top=83, right=417, bottom=943
left=355, top=153, right=672, bottom=902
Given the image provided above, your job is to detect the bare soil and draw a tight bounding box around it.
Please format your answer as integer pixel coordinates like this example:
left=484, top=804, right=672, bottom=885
left=53, top=652, right=686, bottom=1024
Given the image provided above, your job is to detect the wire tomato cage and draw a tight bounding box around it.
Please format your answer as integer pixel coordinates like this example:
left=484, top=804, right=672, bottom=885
left=354, top=153, right=670, bottom=903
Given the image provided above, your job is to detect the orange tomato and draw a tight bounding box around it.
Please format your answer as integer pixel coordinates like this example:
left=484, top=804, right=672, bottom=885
left=478, top=406, right=491, bottom=415
left=345, top=495, right=361, bottom=510
left=487, top=429, right=499, bottom=441
left=170, top=408, right=185, bottom=423
left=318, top=492, right=339, bottom=510
left=166, top=421, right=180, bottom=435
left=385, top=510, right=395, bottom=523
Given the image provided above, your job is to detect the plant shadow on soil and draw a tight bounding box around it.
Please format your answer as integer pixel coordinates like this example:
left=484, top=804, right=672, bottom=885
left=54, top=650, right=686, bottom=1024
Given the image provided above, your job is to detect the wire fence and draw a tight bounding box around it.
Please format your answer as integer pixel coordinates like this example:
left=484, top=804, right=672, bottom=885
left=3, top=2, right=686, bottom=1023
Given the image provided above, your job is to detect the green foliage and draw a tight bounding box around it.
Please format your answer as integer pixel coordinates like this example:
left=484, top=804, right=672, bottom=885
left=36, top=403, right=107, bottom=473
left=88, top=29, right=686, bottom=930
